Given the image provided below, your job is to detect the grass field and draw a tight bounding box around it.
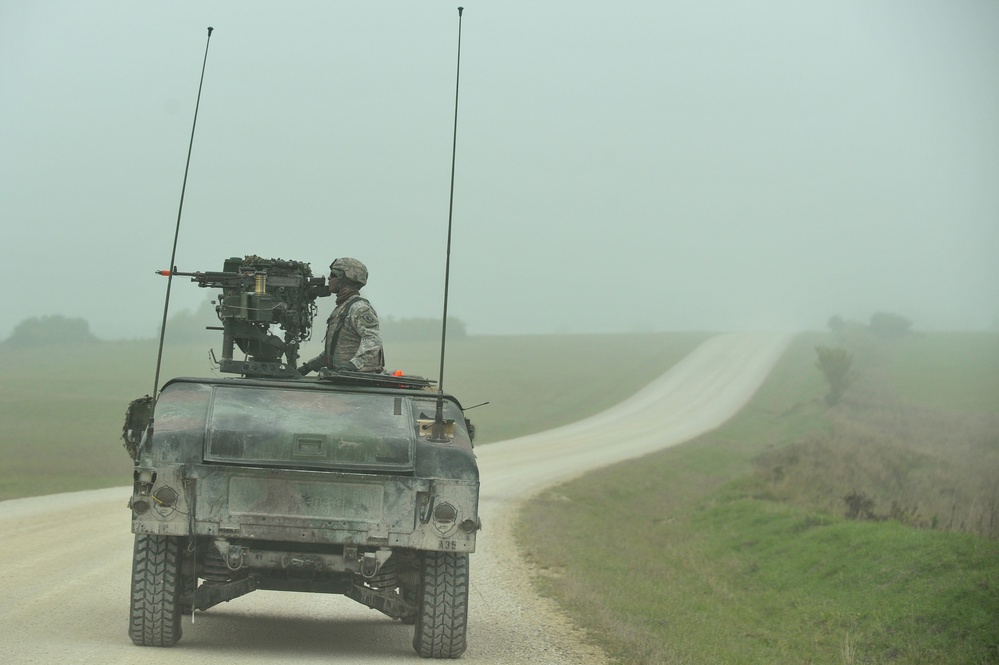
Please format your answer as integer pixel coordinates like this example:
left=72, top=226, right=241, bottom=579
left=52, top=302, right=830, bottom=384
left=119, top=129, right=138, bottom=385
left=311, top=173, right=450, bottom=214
left=4, top=328, right=996, bottom=662
left=0, top=331, right=708, bottom=501
left=886, top=331, right=999, bottom=413
left=518, top=331, right=999, bottom=664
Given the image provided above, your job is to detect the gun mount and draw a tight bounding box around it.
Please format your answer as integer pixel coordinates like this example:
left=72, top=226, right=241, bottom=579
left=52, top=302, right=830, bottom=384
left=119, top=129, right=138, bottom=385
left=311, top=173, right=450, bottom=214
left=167, top=255, right=329, bottom=377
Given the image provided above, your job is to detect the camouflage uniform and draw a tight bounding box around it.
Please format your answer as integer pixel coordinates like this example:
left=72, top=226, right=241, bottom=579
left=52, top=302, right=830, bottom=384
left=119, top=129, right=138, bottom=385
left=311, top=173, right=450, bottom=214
left=308, top=292, right=384, bottom=372
left=300, top=258, right=385, bottom=374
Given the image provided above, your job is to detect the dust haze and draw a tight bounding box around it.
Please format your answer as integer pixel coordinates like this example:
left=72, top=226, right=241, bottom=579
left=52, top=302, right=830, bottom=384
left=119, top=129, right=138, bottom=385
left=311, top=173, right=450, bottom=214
left=2, top=1, right=997, bottom=340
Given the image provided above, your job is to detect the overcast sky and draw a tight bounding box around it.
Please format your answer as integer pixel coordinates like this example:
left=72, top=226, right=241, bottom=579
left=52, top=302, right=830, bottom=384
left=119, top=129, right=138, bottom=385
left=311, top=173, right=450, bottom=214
left=2, top=0, right=997, bottom=340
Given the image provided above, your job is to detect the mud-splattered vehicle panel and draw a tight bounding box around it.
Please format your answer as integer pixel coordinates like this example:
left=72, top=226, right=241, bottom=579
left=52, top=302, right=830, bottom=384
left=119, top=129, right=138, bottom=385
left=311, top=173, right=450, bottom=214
left=125, top=375, right=479, bottom=657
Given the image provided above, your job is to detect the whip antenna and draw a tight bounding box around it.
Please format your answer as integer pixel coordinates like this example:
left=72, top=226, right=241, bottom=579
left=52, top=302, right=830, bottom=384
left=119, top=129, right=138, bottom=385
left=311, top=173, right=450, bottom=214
left=430, top=7, right=464, bottom=441
left=152, top=26, right=214, bottom=398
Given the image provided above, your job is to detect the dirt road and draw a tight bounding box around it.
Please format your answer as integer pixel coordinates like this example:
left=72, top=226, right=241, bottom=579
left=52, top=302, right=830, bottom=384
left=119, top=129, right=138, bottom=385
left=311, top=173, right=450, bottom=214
left=0, top=332, right=789, bottom=664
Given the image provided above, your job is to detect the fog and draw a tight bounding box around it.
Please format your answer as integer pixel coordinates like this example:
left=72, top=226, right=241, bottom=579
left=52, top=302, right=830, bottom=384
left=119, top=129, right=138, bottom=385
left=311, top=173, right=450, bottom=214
left=2, top=1, right=997, bottom=340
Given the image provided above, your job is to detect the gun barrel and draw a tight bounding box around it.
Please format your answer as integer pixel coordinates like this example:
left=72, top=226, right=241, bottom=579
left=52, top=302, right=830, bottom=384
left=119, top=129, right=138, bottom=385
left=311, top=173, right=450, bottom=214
left=157, top=269, right=251, bottom=288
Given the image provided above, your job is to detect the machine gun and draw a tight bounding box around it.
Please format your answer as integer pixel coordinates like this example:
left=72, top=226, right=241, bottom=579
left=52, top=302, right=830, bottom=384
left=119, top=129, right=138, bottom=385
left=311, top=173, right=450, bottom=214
left=162, top=255, right=329, bottom=378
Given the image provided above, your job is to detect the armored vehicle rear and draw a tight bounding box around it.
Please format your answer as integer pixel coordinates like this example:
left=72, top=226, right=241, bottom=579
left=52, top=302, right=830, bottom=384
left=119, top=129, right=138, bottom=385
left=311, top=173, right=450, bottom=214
left=122, top=256, right=480, bottom=658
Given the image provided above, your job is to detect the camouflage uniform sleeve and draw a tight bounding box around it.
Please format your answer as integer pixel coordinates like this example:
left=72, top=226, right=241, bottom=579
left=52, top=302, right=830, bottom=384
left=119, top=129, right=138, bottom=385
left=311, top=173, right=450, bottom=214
left=347, top=301, right=384, bottom=372
left=301, top=353, right=325, bottom=373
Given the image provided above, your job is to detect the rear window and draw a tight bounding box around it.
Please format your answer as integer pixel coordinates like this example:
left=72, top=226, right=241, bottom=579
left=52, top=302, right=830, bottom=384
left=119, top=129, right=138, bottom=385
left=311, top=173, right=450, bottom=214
left=411, top=398, right=472, bottom=441
left=205, top=386, right=415, bottom=471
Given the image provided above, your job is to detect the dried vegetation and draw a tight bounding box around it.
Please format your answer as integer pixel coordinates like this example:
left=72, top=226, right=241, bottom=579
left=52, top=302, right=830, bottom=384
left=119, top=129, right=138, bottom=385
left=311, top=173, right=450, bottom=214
left=754, top=331, right=999, bottom=538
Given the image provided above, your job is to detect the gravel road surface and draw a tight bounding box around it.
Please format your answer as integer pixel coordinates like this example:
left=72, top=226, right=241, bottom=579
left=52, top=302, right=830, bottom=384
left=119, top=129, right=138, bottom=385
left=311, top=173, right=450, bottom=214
left=0, top=332, right=789, bottom=664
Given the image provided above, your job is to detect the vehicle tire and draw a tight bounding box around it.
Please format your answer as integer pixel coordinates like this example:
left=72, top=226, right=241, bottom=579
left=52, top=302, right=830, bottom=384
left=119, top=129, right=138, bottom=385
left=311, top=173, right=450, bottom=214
left=129, top=534, right=183, bottom=647
left=412, top=551, right=469, bottom=658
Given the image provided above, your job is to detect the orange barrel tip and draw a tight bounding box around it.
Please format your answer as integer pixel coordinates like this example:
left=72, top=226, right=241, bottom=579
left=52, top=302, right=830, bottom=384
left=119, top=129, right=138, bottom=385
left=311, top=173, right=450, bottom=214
left=156, top=270, right=173, bottom=276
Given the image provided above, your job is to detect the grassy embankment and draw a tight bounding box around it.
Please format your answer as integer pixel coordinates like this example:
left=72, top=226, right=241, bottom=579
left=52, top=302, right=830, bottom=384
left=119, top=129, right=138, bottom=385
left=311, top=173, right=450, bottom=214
left=0, top=331, right=708, bottom=501
left=518, top=331, right=999, bottom=664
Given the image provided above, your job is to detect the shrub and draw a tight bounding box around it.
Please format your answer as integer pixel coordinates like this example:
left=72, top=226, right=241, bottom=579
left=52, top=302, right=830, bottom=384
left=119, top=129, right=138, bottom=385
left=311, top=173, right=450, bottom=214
left=815, top=345, right=853, bottom=405
left=870, top=311, right=913, bottom=338
left=844, top=491, right=876, bottom=520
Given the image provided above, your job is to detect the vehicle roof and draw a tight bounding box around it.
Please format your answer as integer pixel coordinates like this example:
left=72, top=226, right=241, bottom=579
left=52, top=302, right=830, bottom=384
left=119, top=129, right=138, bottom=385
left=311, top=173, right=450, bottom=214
left=161, top=375, right=465, bottom=407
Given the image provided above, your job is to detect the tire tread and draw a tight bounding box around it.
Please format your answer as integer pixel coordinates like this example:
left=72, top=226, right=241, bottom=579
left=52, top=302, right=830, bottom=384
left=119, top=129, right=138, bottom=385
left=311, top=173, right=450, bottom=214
left=412, top=551, right=469, bottom=658
left=129, top=534, right=182, bottom=647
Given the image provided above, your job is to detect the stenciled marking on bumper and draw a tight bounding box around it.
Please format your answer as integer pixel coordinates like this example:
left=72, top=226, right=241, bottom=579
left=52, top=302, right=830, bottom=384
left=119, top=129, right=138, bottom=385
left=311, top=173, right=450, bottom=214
left=227, top=476, right=384, bottom=521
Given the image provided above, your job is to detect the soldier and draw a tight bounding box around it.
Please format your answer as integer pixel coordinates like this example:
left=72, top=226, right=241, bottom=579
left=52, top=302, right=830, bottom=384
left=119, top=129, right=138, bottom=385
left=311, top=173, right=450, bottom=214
left=298, top=257, right=385, bottom=374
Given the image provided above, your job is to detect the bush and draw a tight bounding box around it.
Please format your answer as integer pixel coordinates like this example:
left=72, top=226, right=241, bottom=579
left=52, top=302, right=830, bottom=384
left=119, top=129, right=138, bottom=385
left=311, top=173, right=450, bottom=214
left=3, top=315, right=101, bottom=347
left=870, top=311, right=913, bottom=338
left=844, top=490, right=876, bottom=520
left=815, top=345, right=852, bottom=405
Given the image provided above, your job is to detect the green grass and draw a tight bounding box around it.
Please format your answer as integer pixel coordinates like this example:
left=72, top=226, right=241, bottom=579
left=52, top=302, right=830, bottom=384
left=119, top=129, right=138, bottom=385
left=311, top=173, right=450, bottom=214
left=518, top=332, right=999, bottom=664
left=0, top=341, right=209, bottom=499
left=887, top=332, right=999, bottom=413
left=0, top=331, right=708, bottom=501
left=687, top=500, right=999, bottom=663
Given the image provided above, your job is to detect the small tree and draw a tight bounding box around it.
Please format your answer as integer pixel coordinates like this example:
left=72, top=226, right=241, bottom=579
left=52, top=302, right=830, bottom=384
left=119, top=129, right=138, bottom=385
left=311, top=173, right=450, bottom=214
left=869, top=311, right=912, bottom=338
left=815, top=345, right=852, bottom=406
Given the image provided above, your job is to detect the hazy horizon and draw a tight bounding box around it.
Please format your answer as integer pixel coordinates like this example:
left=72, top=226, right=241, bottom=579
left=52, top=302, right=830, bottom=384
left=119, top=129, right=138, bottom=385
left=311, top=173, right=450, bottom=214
left=3, top=1, right=997, bottom=340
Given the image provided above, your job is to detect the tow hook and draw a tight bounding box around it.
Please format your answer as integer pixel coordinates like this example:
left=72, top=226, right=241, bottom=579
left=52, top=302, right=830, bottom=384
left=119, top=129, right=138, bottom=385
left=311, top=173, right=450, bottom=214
left=361, top=552, right=379, bottom=578
left=349, top=547, right=391, bottom=579
left=226, top=545, right=245, bottom=570
left=213, top=539, right=246, bottom=571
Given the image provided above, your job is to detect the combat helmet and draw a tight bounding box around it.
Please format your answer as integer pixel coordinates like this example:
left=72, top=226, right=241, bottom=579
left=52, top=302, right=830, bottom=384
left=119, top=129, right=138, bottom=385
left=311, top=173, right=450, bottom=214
left=330, top=257, right=368, bottom=287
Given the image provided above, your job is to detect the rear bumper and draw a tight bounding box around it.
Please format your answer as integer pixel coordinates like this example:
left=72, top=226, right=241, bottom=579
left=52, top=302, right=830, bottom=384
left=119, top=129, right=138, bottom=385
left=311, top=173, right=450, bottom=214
left=130, top=462, right=479, bottom=553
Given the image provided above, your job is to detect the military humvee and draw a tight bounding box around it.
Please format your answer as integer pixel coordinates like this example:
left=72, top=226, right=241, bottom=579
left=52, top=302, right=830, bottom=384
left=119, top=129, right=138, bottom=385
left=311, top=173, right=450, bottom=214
left=122, top=257, right=480, bottom=659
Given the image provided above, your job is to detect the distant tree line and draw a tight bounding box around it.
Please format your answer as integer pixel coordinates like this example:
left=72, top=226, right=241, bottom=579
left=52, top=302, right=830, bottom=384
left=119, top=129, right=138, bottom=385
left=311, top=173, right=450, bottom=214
left=2, top=315, right=101, bottom=347
left=158, top=302, right=469, bottom=344
left=160, top=300, right=219, bottom=342
left=827, top=310, right=913, bottom=339
left=381, top=316, right=467, bottom=343
left=3, top=307, right=470, bottom=348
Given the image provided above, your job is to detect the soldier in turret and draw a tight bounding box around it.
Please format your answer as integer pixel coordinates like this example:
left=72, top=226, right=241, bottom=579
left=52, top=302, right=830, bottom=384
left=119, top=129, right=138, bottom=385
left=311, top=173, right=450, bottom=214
left=298, top=257, right=385, bottom=374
